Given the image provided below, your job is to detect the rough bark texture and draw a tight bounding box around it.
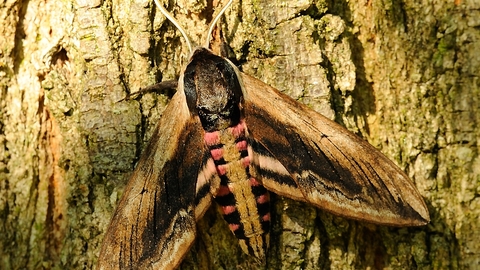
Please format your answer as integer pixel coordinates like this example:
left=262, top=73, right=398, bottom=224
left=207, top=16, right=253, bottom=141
left=0, top=0, right=478, bottom=269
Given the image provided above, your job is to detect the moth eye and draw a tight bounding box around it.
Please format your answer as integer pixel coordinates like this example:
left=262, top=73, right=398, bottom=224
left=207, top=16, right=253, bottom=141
left=198, top=105, right=219, bottom=115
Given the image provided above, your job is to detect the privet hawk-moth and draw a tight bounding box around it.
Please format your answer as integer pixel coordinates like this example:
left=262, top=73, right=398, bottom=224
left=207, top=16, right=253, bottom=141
left=98, top=0, right=430, bottom=269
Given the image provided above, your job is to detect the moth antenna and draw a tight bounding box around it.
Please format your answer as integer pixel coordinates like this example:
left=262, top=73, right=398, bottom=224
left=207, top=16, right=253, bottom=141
left=204, top=0, right=233, bottom=48
left=154, top=0, right=193, bottom=54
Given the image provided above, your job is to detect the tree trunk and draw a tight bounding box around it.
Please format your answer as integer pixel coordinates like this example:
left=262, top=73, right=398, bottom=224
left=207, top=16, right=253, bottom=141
left=1, top=0, right=478, bottom=269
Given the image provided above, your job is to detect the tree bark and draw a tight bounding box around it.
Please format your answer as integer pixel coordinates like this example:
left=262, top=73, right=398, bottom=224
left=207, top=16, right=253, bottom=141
left=0, top=0, right=478, bottom=269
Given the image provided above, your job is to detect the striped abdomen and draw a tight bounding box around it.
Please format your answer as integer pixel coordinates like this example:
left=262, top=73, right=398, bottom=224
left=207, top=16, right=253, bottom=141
left=204, top=120, right=270, bottom=259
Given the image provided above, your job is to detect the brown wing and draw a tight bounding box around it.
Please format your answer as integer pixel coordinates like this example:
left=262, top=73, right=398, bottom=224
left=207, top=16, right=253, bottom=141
left=98, top=90, right=210, bottom=270
left=240, top=73, right=429, bottom=226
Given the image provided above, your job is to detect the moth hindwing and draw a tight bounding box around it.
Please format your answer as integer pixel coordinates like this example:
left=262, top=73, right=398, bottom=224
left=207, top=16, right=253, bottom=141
left=98, top=1, right=430, bottom=269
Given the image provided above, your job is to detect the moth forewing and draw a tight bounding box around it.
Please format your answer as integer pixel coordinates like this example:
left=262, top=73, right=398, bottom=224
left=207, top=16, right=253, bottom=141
left=239, top=73, right=429, bottom=226
left=246, top=138, right=307, bottom=202
left=98, top=89, right=208, bottom=269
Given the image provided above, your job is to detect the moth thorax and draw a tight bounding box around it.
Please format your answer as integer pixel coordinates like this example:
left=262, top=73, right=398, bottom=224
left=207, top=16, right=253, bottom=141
left=184, top=48, right=244, bottom=132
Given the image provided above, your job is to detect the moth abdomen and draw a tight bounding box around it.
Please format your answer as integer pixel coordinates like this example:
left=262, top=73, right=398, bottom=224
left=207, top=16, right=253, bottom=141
left=204, top=121, right=271, bottom=259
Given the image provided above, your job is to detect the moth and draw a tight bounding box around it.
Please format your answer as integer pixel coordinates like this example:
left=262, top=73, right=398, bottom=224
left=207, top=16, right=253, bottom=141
left=98, top=0, right=430, bottom=269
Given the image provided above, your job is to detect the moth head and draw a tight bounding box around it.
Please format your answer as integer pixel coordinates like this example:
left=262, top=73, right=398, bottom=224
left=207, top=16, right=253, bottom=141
left=183, top=48, right=243, bottom=132
left=154, top=0, right=240, bottom=131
